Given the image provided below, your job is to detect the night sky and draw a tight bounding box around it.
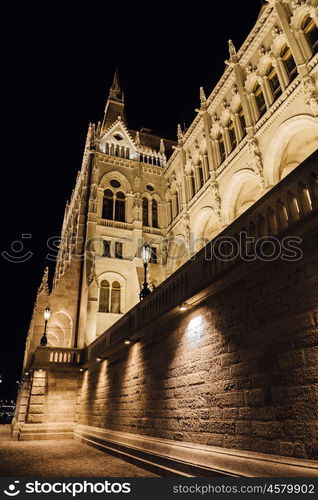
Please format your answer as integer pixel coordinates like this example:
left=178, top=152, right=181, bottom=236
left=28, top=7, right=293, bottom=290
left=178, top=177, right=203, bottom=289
left=1, top=2, right=263, bottom=399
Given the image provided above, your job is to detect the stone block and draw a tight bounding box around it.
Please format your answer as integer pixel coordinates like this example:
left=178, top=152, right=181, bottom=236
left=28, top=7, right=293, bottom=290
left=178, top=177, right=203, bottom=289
left=27, top=414, right=44, bottom=423
left=28, top=405, right=44, bottom=414
left=31, top=387, right=45, bottom=395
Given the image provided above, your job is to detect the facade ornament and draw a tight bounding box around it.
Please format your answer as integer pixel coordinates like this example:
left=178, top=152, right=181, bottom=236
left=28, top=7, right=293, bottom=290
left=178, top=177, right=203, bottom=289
left=200, top=86, right=207, bottom=106
left=228, top=39, right=238, bottom=62
left=272, top=25, right=282, bottom=38
left=210, top=181, right=222, bottom=221
left=222, top=99, right=230, bottom=110
left=247, top=137, right=265, bottom=187
left=177, top=124, right=184, bottom=145
left=232, top=84, right=239, bottom=95
left=160, top=138, right=165, bottom=155
left=258, top=45, right=266, bottom=56
left=87, top=259, right=98, bottom=287
left=135, top=131, right=140, bottom=145
left=302, top=75, right=318, bottom=116
left=246, top=63, right=254, bottom=74
left=182, top=213, right=191, bottom=247
left=38, top=267, right=50, bottom=296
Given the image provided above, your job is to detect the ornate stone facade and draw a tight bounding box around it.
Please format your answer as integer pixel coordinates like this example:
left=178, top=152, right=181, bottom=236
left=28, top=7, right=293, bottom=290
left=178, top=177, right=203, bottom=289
left=22, top=0, right=318, bottom=361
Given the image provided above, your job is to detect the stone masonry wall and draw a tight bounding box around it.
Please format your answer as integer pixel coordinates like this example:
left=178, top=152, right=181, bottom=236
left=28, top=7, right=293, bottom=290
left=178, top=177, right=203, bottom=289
left=78, top=218, right=318, bottom=460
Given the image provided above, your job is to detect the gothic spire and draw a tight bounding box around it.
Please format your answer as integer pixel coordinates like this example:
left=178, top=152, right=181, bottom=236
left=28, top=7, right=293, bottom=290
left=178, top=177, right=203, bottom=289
left=102, top=69, right=126, bottom=132
left=228, top=39, right=238, bottom=63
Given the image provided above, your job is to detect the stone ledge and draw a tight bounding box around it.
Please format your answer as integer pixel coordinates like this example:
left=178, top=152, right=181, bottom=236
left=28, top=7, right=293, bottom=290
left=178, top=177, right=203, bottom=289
left=18, top=423, right=75, bottom=441
left=74, top=425, right=318, bottom=478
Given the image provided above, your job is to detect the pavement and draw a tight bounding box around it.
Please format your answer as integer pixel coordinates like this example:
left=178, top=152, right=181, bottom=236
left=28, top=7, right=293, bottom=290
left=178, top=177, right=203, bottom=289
left=0, top=425, right=159, bottom=477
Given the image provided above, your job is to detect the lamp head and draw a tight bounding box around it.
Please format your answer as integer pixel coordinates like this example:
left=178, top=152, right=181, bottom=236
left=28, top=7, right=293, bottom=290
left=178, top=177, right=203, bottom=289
left=44, top=307, right=51, bottom=321
left=141, top=244, right=151, bottom=264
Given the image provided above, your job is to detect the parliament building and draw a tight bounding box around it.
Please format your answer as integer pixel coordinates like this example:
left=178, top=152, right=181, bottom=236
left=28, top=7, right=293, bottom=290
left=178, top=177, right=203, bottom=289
left=14, top=0, right=318, bottom=477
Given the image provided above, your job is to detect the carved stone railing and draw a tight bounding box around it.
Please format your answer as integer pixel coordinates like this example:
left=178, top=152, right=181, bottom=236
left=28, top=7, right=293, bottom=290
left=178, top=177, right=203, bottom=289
left=97, top=218, right=134, bottom=230
left=87, top=152, right=318, bottom=362
left=33, top=347, right=84, bottom=368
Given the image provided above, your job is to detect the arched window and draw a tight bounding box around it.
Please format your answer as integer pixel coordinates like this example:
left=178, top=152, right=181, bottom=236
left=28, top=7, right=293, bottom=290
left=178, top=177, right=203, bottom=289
left=198, top=165, right=204, bottom=189
left=152, top=199, right=158, bottom=228
left=218, top=133, right=226, bottom=164
left=281, top=45, right=297, bottom=82
left=99, top=280, right=110, bottom=312
left=189, top=174, right=196, bottom=198
left=111, top=281, right=121, bottom=313
left=115, top=191, right=125, bottom=222
left=102, top=189, right=114, bottom=220
left=254, top=82, right=266, bottom=117
left=175, top=191, right=180, bottom=215
left=267, top=65, right=282, bottom=101
left=302, top=16, right=318, bottom=55
left=238, top=107, right=246, bottom=137
left=228, top=120, right=237, bottom=151
left=142, top=198, right=149, bottom=226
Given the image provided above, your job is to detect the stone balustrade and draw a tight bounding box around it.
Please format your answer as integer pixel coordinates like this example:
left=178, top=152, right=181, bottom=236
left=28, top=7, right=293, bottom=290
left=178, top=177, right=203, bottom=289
left=33, top=347, right=84, bottom=368
left=86, top=151, right=317, bottom=362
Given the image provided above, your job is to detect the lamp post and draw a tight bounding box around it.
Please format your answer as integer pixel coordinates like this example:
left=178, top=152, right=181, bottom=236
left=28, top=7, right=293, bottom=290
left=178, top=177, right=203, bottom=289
left=139, top=244, right=151, bottom=300
left=40, top=307, right=51, bottom=346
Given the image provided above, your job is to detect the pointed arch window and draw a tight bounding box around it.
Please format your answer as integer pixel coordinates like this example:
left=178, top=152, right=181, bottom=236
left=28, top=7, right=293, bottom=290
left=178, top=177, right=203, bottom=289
left=254, top=82, right=266, bottom=118
left=197, top=165, right=204, bottom=189
left=115, top=191, right=125, bottom=222
left=238, top=107, right=246, bottom=138
left=102, top=189, right=114, bottom=220
left=281, top=45, right=297, bottom=82
left=99, top=280, right=110, bottom=312
left=111, top=281, right=121, bottom=313
left=217, top=133, right=226, bottom=164
left=152, top=199, right=158, bottom=228
left=302, top=16, right=318, bottom=55
left=189, top=174, right=196, bottom=198
left=142, top=198, right=149, bottom=226
left=228, top=120, right=237, bottom=151
left=267, top=65, right=282, bottom=100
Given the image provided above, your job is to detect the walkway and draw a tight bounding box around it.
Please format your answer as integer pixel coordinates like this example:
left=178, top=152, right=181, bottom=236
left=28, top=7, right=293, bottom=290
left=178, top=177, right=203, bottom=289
left=0, top=426, right=158, bottom=477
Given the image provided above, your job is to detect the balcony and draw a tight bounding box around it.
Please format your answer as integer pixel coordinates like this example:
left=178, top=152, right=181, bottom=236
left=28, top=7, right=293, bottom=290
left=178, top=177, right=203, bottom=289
left=33, top=347, right=84, bottom=369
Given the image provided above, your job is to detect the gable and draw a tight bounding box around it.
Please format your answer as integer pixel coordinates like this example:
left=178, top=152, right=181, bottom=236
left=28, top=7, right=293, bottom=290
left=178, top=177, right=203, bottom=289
left=99, top=119, right=138, bottom=160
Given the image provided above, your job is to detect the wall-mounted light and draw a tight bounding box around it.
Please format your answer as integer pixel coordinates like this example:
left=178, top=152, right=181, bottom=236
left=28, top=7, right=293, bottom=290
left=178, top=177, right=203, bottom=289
left=124, top=338, right=131, bottom=345
left=79, top=368, right=84, bottom=372
left=179, top=302, right=189, bottom=311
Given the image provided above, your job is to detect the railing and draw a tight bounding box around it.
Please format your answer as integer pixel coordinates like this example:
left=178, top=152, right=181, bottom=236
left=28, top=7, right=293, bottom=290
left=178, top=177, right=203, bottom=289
left=33, top=347, right=84, bottom=368
left=87, top=152, right=318, bottom=361
left=97, top=218, right=134, bottom=230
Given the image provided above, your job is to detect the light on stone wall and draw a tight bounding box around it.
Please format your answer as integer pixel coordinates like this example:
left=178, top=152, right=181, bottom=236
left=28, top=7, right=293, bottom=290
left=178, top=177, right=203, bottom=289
left=124, top=338, right=131, bottom=345
left=186, top=316, right=204, bottom=344
left=179, top=303, right=188, bottom=311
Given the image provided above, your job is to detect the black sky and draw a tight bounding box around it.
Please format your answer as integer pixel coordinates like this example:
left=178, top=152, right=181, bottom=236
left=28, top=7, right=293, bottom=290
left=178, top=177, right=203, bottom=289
left=1, top=2, right=264, bottom=398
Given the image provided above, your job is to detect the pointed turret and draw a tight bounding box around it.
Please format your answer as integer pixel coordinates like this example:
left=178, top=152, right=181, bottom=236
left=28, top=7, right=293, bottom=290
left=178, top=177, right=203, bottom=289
left=101, top=69, right=126, bottom=132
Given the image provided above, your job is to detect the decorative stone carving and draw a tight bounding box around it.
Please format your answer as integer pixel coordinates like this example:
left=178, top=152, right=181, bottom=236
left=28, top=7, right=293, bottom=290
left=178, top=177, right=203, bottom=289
left=247, top=137, right=265, bottom=187
left=210, top=181, right=222, bottom=220
left=302, top=75, right=318, bottom=116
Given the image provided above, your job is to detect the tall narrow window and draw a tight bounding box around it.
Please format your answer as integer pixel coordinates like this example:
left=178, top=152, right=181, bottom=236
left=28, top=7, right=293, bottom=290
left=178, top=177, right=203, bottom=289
left=254, top=83, right=266, bottom=117
left=176, top=192, right=180, bottom=215
left=267, top=65, right=282, bottom=100
left=115, top=191, right=125, bottom=222
left=228, top=120, right=237, bottom=151
left=115, top=241, right=123, bottom=259
left=238, top=107, right=246, bottom=137
left=150, top=246, right=157, bottom=263
left=218, top=133, right=226, bottom=164
left=198, top=165, right=204, bottom=189
left=281, top=45, right=297, bottom=82
left=103, top=240, right=111, bottom=257
left=111, top=281, right=121, bottom=313
left=142, top=198, right=149, bottom=226
left=152, top=199, right=158, bottom=228
left=99, top=280, right=110, bottom=312
left=102, top=189, right=114, bottom=220
left=303, top=16, right=318, bottom=55
left=190, top=174, right=196, bottom=198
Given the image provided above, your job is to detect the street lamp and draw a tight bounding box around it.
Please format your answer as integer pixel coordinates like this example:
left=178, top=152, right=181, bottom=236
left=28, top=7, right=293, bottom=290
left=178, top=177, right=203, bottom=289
left=40, top=307, right=51, bottom=346
left=139, top=244, right=152, bottom=300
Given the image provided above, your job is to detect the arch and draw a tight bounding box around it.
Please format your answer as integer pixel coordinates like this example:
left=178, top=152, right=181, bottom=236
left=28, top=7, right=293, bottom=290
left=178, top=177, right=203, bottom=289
left=263, top=115, right=318, bottom=186
left=192, top=207, right=221, bottom=252
left=99, top=170, right=132, bottom=193
left=221, top=169, right=263, bottom=224
left=152, top=199, right=158, bottom=228
left=48, top=310, right=73, bottom=347
left=97, top=272, right=126, bottom=314
left=142, top=197, right=149, bottom=226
